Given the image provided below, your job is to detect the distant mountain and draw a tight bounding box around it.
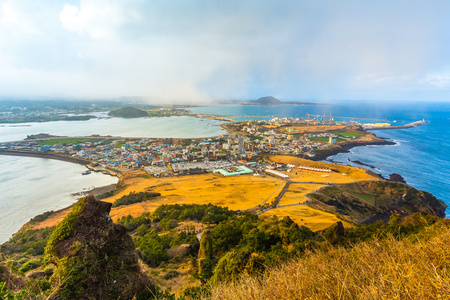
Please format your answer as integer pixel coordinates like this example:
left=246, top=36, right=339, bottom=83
left=250, top=96, right=322, bottom=106
left=253, top=96, right=282, bottom=105
left=108, top=106, right=148, bottom=118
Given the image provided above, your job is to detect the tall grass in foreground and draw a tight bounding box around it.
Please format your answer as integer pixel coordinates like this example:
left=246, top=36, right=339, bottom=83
left=207, top=224, right=450, bottom=299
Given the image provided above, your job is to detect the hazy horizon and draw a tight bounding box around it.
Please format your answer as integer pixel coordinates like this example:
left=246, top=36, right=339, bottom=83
left=1, top=1, right=450, bottom=103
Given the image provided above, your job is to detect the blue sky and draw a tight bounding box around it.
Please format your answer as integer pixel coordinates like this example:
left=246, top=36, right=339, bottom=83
left=0, top=0, right=450, bottom=103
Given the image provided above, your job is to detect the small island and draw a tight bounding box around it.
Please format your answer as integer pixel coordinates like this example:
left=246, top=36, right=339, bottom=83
left=108, top=106, right=148, bottom=118
left=250, top=96, right=322, bottom=106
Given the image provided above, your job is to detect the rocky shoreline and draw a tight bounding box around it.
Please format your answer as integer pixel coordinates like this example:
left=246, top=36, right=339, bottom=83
left=310, top=134, right=396, bottom=161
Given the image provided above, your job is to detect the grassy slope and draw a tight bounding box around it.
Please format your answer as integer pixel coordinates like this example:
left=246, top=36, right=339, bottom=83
left=309, top=181, right=447, bottom=223
left=207, top=220, right=450, bottom=299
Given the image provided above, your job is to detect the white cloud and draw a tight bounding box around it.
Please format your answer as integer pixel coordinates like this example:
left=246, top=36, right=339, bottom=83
left=420, top=75, right=450, bottom=88
left=59, top=1, right=131, bottom=40
left=0, top=2, right=41, bottom=35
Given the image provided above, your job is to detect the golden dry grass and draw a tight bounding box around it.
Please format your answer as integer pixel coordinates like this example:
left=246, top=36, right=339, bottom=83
left=278, top=183, right=324, bottom=206
left=31, top=156, right=379, bottom=230
left=206, top=222, right=450, bottom=299
left=30, top=171, right=285, bottom=227
left=31, top=206, right=73, bottom=229
left=105, top=172, right=285, bottom=221
left=139, top=261, right=200, bottom=296
left=269, top=155, right=380, bottom=183
left=281, top=124, right=346, bottom=134
left=260, top=206, right=348, bottom=232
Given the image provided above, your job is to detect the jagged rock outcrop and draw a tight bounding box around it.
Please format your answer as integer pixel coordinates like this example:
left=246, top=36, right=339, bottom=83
left=322, top=221, right=345, bottom=245
left=198, top=229, right=213, bottom=279
left=45, top=195, right=155, bottom=300
left=389, top=173, right=406, bottom=183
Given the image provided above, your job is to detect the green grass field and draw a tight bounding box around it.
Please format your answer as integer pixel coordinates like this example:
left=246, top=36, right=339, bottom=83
left=334, top=131, right=365, bottom=137
left=38, top=138, right=103, bottom=146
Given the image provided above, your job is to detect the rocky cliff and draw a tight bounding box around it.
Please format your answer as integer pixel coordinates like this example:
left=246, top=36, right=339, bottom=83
left=45, top=195, right=155, bottom=300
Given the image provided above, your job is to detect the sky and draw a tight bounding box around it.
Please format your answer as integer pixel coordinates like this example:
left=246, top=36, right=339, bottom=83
left=1, top=0, right=450, bottom=103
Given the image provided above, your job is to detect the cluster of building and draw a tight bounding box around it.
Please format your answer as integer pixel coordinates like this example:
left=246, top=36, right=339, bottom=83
left=0, top=119, right=357, bottom=176
left=227, top=119, right=354, bottom=157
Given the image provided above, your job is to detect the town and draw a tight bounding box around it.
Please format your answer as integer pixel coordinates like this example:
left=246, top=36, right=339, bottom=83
left=0, top=118, right=367, bottom=178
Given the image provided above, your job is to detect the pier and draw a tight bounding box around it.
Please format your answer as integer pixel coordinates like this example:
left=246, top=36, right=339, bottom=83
left=363, top=120, right=428, bottom=130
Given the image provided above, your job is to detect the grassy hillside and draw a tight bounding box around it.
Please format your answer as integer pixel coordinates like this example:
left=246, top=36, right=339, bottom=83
left=1, top=196, right=448, bottom=299
left=207, top=218, right=450, bottom=299
left=308, top=181, right=447, bottom=223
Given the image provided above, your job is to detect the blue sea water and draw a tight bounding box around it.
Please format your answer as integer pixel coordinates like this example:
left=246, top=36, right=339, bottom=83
left=189, top=101, right=450, bottom=216
left=0, top=115, right=226, bottom=243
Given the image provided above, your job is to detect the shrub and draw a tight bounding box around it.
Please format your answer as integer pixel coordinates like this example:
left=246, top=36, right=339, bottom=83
left=112, top=191, right=161, bottom=208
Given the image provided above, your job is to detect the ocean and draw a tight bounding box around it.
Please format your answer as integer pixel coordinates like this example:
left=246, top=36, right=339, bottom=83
left=0, top=115, right=226, bottom=243
left=0, top=113, right=226, bottom=143
left=0, top=156, right=117, bottom=243
left=188, top=101, right=450, bottom=216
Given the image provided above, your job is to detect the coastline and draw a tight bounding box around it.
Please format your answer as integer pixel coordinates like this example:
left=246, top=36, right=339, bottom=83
left=0, top=149, right=91, bottom=165
left=310, top=133, right=396, bottom=161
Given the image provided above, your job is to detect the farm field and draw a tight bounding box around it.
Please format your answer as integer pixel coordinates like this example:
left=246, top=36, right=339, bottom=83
left=31, top=155, right=380, bottom=232
left=106, top=172, right=285, bottom=220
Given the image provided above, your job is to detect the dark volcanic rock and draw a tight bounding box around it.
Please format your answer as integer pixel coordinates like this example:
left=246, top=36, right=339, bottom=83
left=389, top=173, right=406, bottom=183
left=45, top=195, right=156, bottom=300
left=323, top=221, right=345, bottom=245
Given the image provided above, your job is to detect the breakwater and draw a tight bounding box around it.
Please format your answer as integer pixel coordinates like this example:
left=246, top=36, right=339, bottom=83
left=0, top=149, right=90, bottom=165
left=364, top=120, right=428, bottom=130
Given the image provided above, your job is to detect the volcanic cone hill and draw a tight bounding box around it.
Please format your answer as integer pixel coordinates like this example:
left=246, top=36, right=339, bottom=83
left=308, top=181, right=447, bottom=224
left=44, top=195, right=156, bottom=300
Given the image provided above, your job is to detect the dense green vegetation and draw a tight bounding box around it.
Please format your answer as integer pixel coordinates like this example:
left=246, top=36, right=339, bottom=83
left=96, top=190, right=115, bottom=199
left=0, top=198, right=446, bottom=299
left=111, top=191, right=161, bottom=207
left=116, top=203, right=444, bottom=287
left=117, top=213, right=152, bottom=231
left=1, top=227, right=54, bottom=258
left=152, top=203, right=237, bottom=224
left=117, top=204, right=237, bottom=268
left=29, top=211, right=54, bottom=224
left=147, top=109, right=185, bottom=117
left=108, top=106, right=148, bottom=118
